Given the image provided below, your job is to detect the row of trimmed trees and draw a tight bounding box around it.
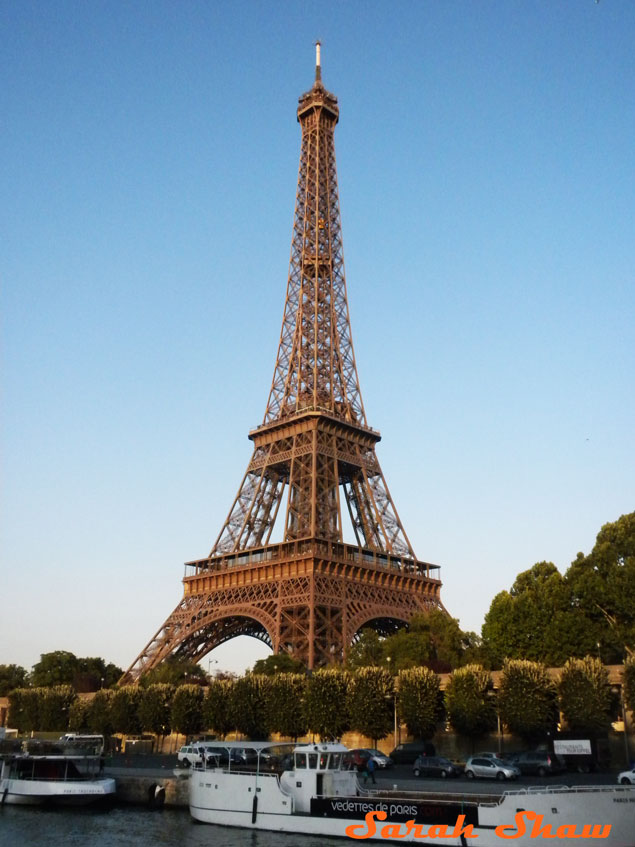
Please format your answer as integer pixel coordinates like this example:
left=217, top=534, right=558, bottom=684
left=9, top=656, right=635, bottom=745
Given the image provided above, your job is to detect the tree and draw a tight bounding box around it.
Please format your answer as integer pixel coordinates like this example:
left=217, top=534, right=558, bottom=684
left=0, top=664, right=29, bottom=696
left=396, top=667, right=441, bottom=739
left=346, top=629, right=386, bottom=669
left=86, top=689, right=114, bottom=736
left=8, top=689, right=39, bottom=733
left=497, top=659, right=558, bottom=743
left=139, top=684, right=175, bottom=738
left=558, top=656, right=614, bottom=736
left=380, top=611, right=475, bottom=672
left=267, top=674, right=308, bottom=739
left=348, top=667, right=394, bottom=744
left=30, top=651, right=80, bottom=688
left=38, top=685, right=76, bottom=731
left=481, top=514, right=635, bottom=668
left=171, top=684, right=204, bottom=738
left=305, top=668, right=350, bottom=740
left=566, top=512, right=635, bottom=662
left=445, top=665, right=496, bottom=744
left=228, top=675, right=271, bottom=740
left=68, top=698, right=90, bottom=732
left=252, top=654, right=307, bottom=675
left=140, top=657, right=207, bottom=687
left=623, top=656, right=635, bottom=714
left=481, top=563, right=592, bottom=667
left=74, top=657, right=123, bottom=692
left=110, top=685, right=142, bottom=735
left=203, top=678, right=235, bottom=738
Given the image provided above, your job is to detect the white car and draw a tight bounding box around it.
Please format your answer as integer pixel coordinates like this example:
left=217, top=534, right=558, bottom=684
left=617, top=767, right=635, bottom=785
left=464, top=756, right=520, bottom=781
left=177, top=744, right=206, bottom=766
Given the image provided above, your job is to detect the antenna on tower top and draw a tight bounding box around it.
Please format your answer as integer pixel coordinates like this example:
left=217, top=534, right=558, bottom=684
left=315, top=40, right=322, bottom=82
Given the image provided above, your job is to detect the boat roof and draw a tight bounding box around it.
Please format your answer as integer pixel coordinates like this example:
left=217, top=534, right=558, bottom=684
left=194, top=740, right=287, bottom=750
left=293, top=743, right=348, bottom=753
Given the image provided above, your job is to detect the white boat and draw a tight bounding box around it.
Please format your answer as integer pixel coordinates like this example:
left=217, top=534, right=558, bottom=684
left=189, top=741, right=635, bottom=846
left=0, top=743, right=116, bottom=806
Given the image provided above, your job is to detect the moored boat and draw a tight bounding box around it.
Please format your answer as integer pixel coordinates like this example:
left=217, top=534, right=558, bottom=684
left=0, top=741, right=116, bottom=807
left=188, top=741, right=635, bottom=845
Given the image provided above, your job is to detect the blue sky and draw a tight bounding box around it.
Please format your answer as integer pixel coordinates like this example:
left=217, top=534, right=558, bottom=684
left=2, top=0, right=634, bottom=677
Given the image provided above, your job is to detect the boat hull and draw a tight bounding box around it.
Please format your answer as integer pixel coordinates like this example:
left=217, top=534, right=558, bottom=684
left=0, top=776, right=116, bottom=806
left=190, top=772, right=635, bottom=846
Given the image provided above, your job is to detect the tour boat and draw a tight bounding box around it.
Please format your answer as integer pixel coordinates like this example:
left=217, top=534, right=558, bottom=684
left=0, top=744, right=116, bottom=806
left=188, top=741, right=635, bottom=845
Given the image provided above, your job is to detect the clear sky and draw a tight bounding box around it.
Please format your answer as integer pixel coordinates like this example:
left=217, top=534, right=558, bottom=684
left=2, top=0, right=634, bottom=678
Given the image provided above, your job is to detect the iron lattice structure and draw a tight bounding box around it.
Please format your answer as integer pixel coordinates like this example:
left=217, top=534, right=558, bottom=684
left=123, top=48, right=443, bottom=683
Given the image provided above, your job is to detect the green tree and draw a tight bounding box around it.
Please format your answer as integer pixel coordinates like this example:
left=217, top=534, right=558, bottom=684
left=68, top=697, right=90, bottom=732
left=228, top=675, right=271, bottom=740
left=171, top=684, right=204, bottom=738
left=497, top=659, right=558, bottom=743
left=8, top=689, right=39, bottom=733
left=110, top=685, right=142, bottom=735
left=203, top=678, right=235, bottom=738
left=140, top=657, right=207, bottom=688
left=86, top=689, right=115, bottom=736
left=380, top=610, right=474, bottom=672
left=252, top=654, right=307, bottom=675
left=305, top=668, right=350, bottom=740
left=38, top=685, right=76, bottom=731
left=445, top=665, right=496, bottom=744
left=346, top=629, right=386, bottom=669
left=139, top=684, right=175, bottom=738
left=30, top=651, right=80, bottom=687
left=396, top=667, right=441, bottom=739
left=558, top=656, right=614, bottom=736
left=566, top=512, right=635, bottom=662
left=481, top=562, right=592, bottom=667
left=74, top=657, right=123, bottom=692
left=267, top=674, right=308, bottom=739
left=0, top=664, right=29, bottom=695
left=623, top=656, right=635, bottom=713
left=382, top=617, right=432, bottom=670
left=348, top=667, right=394, bottom=744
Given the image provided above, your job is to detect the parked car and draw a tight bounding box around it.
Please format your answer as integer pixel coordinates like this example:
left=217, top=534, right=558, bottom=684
left=177, top=744, right=206, bottom=766
left=413, top=755, right=461, bottom=779
left=364, top=748, right=394, bottom=769
left=389, top=741, right=435, bottom=764
left=464, top=756, right=520, bottom=781
left=617, top=767, right=635, bottom=785
left=513, top=751, right=566, bottom=776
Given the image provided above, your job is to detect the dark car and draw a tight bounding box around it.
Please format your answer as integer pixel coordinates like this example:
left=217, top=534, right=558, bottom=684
left=413, top=755, right=461, bottom=779
left=389, top=741, right=436, bottom=764
left=513, top=751, right=566, bottom=776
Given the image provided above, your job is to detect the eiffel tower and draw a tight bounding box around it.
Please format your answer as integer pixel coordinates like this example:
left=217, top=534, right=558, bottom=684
left=122, top=45, right=442, bottom=682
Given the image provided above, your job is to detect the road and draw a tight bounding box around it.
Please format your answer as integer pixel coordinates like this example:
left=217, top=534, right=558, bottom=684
left=106, top=754, right=621, bottom=796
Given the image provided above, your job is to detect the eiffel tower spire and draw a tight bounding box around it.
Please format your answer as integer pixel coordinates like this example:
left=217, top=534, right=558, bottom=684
left=122, top=48, right=443, bottom=682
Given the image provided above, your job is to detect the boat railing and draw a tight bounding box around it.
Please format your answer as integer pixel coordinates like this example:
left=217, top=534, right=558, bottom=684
left=359, top=784, right=497, bottom=806
left=502, top=784, right=635, bottom=798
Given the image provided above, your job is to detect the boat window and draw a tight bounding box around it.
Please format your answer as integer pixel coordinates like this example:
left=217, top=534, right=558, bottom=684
left=295, top=753, right=307, bottom=769
left=320, top=753, right=328, bottom=769
left=331, top=753, right=341, bottom=769
left=308, top=753, right=318, bottom=769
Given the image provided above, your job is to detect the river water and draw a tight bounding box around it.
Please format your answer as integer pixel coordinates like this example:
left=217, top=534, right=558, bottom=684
left=0, top=806, right=343, bottom=847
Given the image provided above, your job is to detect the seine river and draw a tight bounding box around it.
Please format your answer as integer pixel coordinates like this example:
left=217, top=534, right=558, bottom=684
left=0, top=806, right=343, bottom=847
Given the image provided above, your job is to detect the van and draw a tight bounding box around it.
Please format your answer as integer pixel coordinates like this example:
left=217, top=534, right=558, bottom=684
left=388, top=741, right=436, bottom=764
